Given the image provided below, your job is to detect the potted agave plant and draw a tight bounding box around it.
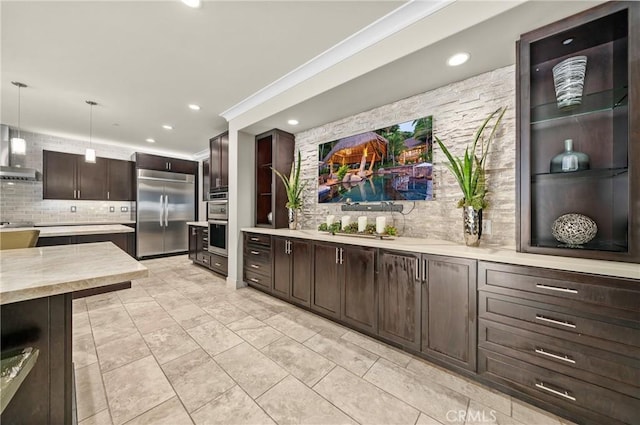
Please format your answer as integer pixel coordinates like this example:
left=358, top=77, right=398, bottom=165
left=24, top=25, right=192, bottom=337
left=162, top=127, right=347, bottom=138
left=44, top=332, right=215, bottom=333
left=272, top=150, right=306, bottom=229
left=435, top=107, right=506, bottom=246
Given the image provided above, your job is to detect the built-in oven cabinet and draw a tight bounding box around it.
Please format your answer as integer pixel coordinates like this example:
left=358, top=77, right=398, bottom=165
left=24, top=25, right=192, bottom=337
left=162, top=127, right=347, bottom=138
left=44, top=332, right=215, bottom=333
left=189, top=224, right=227, bottom=276
left=208, top=221, right=227, bottom=257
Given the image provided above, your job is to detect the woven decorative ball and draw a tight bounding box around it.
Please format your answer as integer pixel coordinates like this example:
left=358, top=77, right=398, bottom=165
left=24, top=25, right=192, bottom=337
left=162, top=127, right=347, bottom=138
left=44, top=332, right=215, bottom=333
left=551, top=213, right=597, bottom=245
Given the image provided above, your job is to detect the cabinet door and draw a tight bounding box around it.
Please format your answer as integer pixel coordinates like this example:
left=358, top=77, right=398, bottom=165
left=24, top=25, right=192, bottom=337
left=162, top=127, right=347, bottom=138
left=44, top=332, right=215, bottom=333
left=77, top=157, right=107, bottom=200
left=220, top=132, right=229, bottom=187
left=135, top=153, right=169, bottom=171
left=312, top=242, right=341, bottom=319
left=210, top=136, right=221, bottom=189
left=43, top=150, right=76, bottom=200
left=108, top=159, right=134, bottom=201
left=188, top=226, right=197, bottom=260
left=167, top=158, right=198, bottom=175
left=291, top=239, right=311, bottom=307
left=422, top=255, right=477, bottom=371
left=272, top=237, right=291, bottom=299
left=202, top=159, right=210, bottom=201
left=378, top=250, right=421, bottom=350
left=341, top=246, right=377, bottom=333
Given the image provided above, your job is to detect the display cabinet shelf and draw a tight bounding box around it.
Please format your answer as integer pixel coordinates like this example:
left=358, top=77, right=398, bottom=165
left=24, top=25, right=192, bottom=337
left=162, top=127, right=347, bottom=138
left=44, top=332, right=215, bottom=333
left=530, top=237, right=628, bottom=253
left=530, top=86, right=628, bottom=124
left=531, top=167, right=628, bottom=182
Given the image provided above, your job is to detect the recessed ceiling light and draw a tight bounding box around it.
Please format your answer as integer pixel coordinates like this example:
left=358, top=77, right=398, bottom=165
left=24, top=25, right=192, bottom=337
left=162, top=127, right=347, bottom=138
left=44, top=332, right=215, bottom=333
left=287, top=119, right=299, bottom=125
left=146, top=138, right=156, bottom=143
left=181, top=0, right=201, bottom=8
left=162, top=124, right=173, bottom=130
left=188, top=104, right=201, bottom=111
left=447, top=52, right=470, bottom=67
left=562, top=38, right=574, bottom=45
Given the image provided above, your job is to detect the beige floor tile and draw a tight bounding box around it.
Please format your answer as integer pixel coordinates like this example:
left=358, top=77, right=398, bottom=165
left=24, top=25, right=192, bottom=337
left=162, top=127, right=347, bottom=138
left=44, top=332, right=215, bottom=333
left=161, top=349, right=235, bottom=412
left=264, top=313, right=317, bottom=342
left=261, top=336, right=335, bottom=386
left=88, top=305, right=132, bottom=329
left=214, top=342, right=288, bottom=398
left=143, top=324, right=200, bottom=364
left=314, top=366, right=420, bottom=425
left=124, top=301, right=177, bottom=334
left=407, top=358, right=511, bottom=415
left=73, top=311, right=93, bottom=336
left=186, top=319, right=243, bottom=356
left=416, top=413, right=445, bottom=425
left=102, top=356, right=175, bottom=425
left=73, top=332, right=98, bottom=368
left=116, top=287, right=154, bottom=304
left=79, top=408, right=112, bottom=425
left=465, top=400, right=525, bottom=425
left=191, top=386, right=276, bottom=425
left=303, top=333, right=378, bottom=377
left=294, top=310, right=349, bottom=340
left=75, top=362, right=108, bottom=422
left=230, top=298, right=277, bottom=321
left=511, top=399, right=564, bottom=425
left=202, top=302, right=249, bottom=325
left=91, top=320, right=140, bottom=348
left=73, top=298, right=88, bottom=313
left=86, top=293, right=122, bottom=311
left=257, top=375, right=356, bottom=425
left=227, top=316, right=283, bottom=349
left=96, top=332, right=151, bottom=372
left=123, top=397, right=192, bottom=425
left=152, top=290, right=192, bottom=311
left=363, top=358, right=469, bottom=424
left=341, top=330, right=413, bottom=367
left=166, top=303, right=215, bottom=329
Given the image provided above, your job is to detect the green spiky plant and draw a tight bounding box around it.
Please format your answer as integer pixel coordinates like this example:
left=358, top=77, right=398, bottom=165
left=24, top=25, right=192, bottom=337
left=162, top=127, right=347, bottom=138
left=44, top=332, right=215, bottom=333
left=435, top=107, right=506, bottom=210
left=272, top=150, right=306, bottom=210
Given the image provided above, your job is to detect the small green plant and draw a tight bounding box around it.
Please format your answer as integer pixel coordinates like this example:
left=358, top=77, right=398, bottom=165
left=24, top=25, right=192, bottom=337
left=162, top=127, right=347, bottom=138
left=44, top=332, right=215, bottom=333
left=272, top=150, right=306, bottom=209
left=384, top=225, right=397, bottom=236
left=336, top=164, right=349, bottom=181
left=318, top=223, right=328, bottom=232
left=364, top=224, right=377, bottom=235
left=343, top=222, right=359, bottom=234
left=329, top=222, right=341, bottom=234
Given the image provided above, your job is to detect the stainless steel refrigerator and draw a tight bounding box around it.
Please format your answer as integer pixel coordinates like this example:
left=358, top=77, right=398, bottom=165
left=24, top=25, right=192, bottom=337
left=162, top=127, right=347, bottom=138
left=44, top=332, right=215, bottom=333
left=136, top=169, right=195, bottom=258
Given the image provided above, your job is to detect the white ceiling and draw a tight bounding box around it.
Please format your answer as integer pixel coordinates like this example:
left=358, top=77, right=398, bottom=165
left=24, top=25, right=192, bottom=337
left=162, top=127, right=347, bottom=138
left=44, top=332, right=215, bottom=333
left=1, top=1, right=604, bottom=157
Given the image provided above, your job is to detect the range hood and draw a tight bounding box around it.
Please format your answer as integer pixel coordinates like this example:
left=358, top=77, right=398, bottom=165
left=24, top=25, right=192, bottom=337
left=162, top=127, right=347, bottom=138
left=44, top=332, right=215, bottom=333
left=0, top=124, right=38, bottom=180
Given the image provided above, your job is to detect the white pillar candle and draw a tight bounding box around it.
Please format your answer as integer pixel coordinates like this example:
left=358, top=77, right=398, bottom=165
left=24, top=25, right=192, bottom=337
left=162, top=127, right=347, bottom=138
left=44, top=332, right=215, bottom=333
left=341, top=215, right=351, bottom=230
left=326, top=215, right=335, bottom=226
left=358, top=216, right=367, bottom=232
left=376, top=216, right=386, bottom=234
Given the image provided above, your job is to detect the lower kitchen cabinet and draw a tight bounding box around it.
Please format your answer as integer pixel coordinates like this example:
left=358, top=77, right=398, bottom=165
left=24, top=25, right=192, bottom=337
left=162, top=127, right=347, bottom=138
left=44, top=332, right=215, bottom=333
left=244, top=232, right=272, bottom=291
left=189, top=225, right=227, bottom=276
left=272, top=236, right=312, bottom=306
left=311, top=242, right=341, bottom=319
left=36, top=232, right=134, bottom=257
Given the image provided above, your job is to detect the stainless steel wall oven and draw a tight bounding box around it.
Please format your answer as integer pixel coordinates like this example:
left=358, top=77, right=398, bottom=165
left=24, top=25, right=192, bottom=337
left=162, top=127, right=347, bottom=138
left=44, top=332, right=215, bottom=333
left=208, top=194, right=228, bottom=256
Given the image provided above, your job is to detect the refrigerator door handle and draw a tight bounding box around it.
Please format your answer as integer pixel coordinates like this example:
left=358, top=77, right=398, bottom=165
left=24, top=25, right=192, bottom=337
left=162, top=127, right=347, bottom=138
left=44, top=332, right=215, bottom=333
left=159, top=195, right=164, bottom=227
left=165, top=195, right=169, bottom=227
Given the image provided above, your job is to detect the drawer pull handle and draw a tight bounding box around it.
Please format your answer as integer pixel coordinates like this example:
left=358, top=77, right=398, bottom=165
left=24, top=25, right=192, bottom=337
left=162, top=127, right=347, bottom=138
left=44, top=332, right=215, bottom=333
left=535, top=348, right=576, bottom=364
left=535, top=315, right=576, bottom=329
left=250, top=251, right=260, bottom=255
left=250, top=278, right=259, bottom=283
left=250, top=264, right=260, bottom=269
left=535, top=382, right=576, bottom=401
left=250, top=237, right=259, bottom=241
left=536, top=284, right=578, bottom=294
left=214, top=263, right=221, bottom=267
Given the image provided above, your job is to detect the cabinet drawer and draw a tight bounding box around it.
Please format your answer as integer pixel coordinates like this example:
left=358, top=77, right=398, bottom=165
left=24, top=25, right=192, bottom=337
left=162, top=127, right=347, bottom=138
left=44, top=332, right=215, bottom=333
left=196, top=251, right=210, bottom=266
left=479, top=349, right=640, bottom=425
left=480, top=293, right=640, bottom=353
left=209, top=253, right=228, bottom=275
left=243, top=255, right=271, bottom=277
left=479, top=262, right=640, bottom=314
left=244, top=269, right=271, bottom=291
left=245, top=233, right=271, bottom=247
left=479, top=320, right=640, bottom=397
left=244, top=245, right=271, bottom=263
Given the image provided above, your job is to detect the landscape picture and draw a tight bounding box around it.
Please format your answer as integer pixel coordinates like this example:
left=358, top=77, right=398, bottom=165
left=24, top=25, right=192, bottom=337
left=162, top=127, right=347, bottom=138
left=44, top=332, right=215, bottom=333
left=318, top=116, right=433, bottom=203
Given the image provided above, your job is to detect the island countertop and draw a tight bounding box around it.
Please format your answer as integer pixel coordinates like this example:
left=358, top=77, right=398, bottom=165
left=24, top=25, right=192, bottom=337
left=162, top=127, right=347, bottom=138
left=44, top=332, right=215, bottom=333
left=0, top=242, right=148, bottom=305
left=242, top=227, right=640, bottom=281
left=0, top=224, right=134, bottom=237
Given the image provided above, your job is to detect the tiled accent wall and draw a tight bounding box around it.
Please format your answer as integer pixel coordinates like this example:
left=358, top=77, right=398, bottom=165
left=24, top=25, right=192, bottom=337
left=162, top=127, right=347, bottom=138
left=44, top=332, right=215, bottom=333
left=295, top=65, right=517, bottom=247
left=0, top=130, right=136, bottom=224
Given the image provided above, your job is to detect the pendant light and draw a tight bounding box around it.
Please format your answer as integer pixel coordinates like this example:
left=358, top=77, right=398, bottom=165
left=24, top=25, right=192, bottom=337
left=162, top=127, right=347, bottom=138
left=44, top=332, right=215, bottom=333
left=10, top=81, right=27, bottom=155
left=85, top=100, right=97, bottom=163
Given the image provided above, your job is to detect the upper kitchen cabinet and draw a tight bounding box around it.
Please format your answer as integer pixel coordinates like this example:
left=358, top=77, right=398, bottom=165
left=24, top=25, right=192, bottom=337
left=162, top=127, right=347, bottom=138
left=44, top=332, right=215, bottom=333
left=255, top=129, right=294, bottom=228
left=43, top=150, right=135, bottom=201
left=209, top=131, right=229, bottom=193
left=135, top=152, right=198, bottom=175
left=517, top=2, right=640, bottom=262
left=202, top=158, right=210, bottom=201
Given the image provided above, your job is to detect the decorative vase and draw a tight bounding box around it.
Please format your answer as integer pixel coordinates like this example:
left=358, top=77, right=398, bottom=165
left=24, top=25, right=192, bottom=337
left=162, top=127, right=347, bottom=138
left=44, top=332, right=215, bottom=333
left=462, top=206, right=483, bottom=247
left=552, top=56, right=587, bottom=109
left=288, top=208, right=298, bottom=230
left=550, top=139, right=590, bottom=173
left=552, top=213, right=597, bottom=247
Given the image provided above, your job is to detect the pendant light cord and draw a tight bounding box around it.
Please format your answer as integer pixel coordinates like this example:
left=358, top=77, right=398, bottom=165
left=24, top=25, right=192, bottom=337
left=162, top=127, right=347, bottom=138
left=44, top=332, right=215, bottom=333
left=17, top=84, right=21, bottom=139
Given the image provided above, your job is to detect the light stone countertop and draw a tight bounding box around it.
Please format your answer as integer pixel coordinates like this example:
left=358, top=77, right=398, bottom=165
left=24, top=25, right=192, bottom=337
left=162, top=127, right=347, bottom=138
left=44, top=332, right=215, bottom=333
left=0, top=242, right=148, bottom=305
left=242, top=227, right=640, bottom=281
left=0, top=224, right=134, bottom=237
left=34, top=220, right=136, bottom=226
left=187, top=221, right=209, bottom=227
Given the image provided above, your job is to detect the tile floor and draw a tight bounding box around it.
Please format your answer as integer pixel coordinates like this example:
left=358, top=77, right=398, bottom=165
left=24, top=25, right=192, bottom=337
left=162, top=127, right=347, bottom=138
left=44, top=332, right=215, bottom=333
left=73, top=255, right=576, bottom=425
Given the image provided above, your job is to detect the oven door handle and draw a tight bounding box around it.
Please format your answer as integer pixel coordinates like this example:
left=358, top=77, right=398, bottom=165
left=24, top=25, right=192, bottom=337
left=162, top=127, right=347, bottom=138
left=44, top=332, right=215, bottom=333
left=209, top=220, right=228, bottom=225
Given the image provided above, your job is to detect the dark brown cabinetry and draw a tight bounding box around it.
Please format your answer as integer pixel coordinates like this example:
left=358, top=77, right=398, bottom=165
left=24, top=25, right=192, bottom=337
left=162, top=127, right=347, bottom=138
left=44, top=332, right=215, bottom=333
left=202, top=159, right=210, bottom=201
left=272, top=237, right=312, bottom=306
left=478, top=261, right=640, bottom=425
left=244, top=232, right=272, bottom=291
left=188, top=225, right=227, bottom=276
left=209, top=131, right=229, bottom=192
left=43, top=150, right=135, bottom=201
left=517, top=2, right=640, bottom=262
left=135, top=152, right=198, bottom=175
left=255, top=129, right=295, bottom=228
left=312, top=242, right=377, bottom=333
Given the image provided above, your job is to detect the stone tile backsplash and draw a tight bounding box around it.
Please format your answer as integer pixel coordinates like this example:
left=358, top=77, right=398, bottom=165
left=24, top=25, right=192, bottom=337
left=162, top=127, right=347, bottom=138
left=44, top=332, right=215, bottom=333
left=294, top=65, right=517, bottom=247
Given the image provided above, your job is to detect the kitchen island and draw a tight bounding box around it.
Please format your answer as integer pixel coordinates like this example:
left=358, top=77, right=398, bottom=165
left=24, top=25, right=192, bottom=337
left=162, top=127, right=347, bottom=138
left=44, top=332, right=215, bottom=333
left=0, top=242, right=148, bottom=424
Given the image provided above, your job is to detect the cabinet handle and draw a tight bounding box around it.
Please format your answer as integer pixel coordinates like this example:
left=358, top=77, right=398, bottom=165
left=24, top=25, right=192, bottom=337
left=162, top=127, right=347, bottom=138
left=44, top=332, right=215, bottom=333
left=534, top=348, right=576, bottom=364
left=250, top=277, right=259, bottom=283
left=214, top=262, right=221, bottom=267
left=250, top=264, right=260, bottom=269
left=192, top=228, right=196, bottom=235
left=339, top=248, right=344, bottom=264
left=535, top=382, right=576, bottom=401
left=250, top=237, right=260, bottom=241
left=78, top=190, right=81, bottom=199
left=535, top=315, right=576, bottom=329
left=415, top=258, right=420, bottom=281
left=250, top=250, right=260, bottom=255
left=335, top=247, right=339, bottom=264
left=73, top=189, right=76, bottom=199
left=536, top=284, right=578, bottom=294
left=422, top=259, right=427, bottom=283
left=169, top=162, right=172, bottom=170
left=107, top=191, right=110, bottom=200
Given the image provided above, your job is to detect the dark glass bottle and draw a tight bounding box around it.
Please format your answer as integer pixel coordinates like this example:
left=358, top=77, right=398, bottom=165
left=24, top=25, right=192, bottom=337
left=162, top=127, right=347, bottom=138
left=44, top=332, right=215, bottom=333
left=550, top=139, right=590, bottom=173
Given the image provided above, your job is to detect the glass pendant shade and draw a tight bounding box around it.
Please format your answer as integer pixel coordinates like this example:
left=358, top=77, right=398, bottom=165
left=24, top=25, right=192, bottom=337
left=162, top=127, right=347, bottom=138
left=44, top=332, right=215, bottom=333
left=85, top=148, right=96, bottom=163
left=11, top=137, right=27, bottom=155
